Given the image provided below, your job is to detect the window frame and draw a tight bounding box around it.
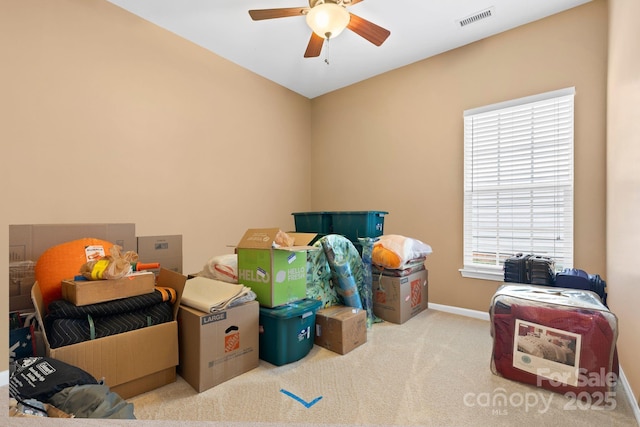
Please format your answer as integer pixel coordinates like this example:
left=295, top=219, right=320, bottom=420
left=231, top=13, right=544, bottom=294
left=460, top=87, right=575, bottom=281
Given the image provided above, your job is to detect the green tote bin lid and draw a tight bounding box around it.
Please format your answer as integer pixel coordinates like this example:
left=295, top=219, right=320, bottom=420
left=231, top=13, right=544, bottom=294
left=259, top=298, right=322, bottom=319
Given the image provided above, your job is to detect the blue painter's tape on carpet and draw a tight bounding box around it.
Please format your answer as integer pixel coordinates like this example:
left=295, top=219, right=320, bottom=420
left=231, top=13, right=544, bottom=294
left=280, top=389, right=323, bottom=408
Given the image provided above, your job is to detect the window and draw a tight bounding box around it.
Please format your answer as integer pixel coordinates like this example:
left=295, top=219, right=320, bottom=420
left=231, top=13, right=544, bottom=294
left=461, top=88, right=575, bottom=281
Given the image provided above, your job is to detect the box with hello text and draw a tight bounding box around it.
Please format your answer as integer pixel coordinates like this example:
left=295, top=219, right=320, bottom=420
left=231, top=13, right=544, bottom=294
left=236, top=228, right=317, bottom=307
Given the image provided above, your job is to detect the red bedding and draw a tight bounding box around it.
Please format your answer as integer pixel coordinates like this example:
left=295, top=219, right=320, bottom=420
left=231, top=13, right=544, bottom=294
left=490, top=286, right=618, bottom=400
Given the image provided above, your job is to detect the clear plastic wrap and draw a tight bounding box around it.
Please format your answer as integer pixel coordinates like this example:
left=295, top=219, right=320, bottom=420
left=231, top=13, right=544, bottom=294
left=490, top=284, right=618, bottom=402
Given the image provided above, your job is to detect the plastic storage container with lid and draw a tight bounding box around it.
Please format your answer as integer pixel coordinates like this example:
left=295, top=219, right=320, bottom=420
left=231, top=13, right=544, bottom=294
left=329, top=211, right=388, bottom=242
left=291, top=211, right=332, bottom=235
left=259, top=298, right=323, bottom=366
left=291, top=211, right=389, bottom=243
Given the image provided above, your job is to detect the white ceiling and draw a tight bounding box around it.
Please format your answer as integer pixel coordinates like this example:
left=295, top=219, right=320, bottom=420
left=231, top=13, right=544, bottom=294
left=106, top=0, right=592, bottom=99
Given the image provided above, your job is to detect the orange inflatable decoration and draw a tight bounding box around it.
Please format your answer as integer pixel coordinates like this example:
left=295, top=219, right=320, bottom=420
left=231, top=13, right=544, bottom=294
left=35, top=238, right=114, bottom=312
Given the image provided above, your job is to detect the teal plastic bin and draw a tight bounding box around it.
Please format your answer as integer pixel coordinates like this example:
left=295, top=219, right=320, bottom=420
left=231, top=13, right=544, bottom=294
left=330, top=211, right=388, bottom=241
left=259, top=298, right=323, bottom=366
left=292, top=211, right=332, bottom=234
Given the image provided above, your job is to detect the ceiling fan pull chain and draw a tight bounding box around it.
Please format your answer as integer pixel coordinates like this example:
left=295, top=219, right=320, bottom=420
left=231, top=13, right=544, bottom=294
left=324, top=39, right=330, bottom=65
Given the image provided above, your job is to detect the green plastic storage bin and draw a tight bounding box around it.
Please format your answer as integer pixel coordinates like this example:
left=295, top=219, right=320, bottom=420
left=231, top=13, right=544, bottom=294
left=330, top=211, right=388, bottom=241
left=292, top=211, right=333, bottom=234
left=258, top=298, right=322, bottom=366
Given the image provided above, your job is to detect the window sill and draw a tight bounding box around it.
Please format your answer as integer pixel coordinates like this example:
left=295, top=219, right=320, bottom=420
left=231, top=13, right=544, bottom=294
left=459, top=268, right=504, bottom=282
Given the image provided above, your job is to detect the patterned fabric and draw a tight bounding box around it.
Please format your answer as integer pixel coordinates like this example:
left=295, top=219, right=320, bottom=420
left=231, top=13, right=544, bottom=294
left=358, top=237, right=379, bottom=328
left=45, top=290, right=173, bottom=348
left=321, top=239, right=363, bottom=309
left=305, top=247, right=340, bottom=308
left=305, top=235, right=380, bottom=326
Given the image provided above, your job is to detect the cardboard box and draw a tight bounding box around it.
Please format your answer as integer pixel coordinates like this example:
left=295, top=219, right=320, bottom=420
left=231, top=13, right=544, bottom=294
left=61, top=271, right=156, bottom=306
left=10, top=261, right=35, bottom=299
left=10, top=223, right=136, bottom=262
left=236, top=228, right=316, bottom=307
left=10, top=403, right=73, bottom=418
left=178, top=301, right=259, bottom=392
left=31, top=268, right=185, bottom=399
left=137, top=235, right=183, bottom=274
left=314, top=305, right=367, bottom=354
left=372, top=269, right=429, bottom=324
left=9, top=223, right=136, bottom=312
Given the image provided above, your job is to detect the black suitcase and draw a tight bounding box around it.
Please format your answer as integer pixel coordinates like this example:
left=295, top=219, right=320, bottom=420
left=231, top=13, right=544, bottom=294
left=527, top=255, right=556, bottom=285
left=555, top=268, right=608, bottom=306
left=503, top=253, right=530, bottom=283
left=588, top=273, right=607, bottom=306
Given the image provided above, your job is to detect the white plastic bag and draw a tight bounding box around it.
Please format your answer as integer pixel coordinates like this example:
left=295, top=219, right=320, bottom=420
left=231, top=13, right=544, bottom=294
left=372, top=235, right=432, bottom=269
left=201, top=254, right=238, bottom=283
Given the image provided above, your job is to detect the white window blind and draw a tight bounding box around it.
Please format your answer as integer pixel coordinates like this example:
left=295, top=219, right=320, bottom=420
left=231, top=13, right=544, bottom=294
left=461, top=88, right=575, bottom=281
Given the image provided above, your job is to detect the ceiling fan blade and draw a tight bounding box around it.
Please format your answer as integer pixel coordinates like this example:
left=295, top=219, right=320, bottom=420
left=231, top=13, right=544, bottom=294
left=248, top=7, right=309, bottom=21
left=347, top=13, right=390, bottom=46
left=304, top=32, right=324, bottom=58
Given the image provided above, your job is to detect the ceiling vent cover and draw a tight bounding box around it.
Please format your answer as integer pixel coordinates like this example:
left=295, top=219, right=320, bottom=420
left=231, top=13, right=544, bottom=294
left=457, top=7, right=495, bottom=27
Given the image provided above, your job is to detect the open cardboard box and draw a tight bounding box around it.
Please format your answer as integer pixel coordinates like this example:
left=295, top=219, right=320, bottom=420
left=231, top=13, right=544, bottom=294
left=31, top=268, right=186, bottom=399
left=236, top=228, right=317, bottom=307
left=61, top=271, right=156, bottom=306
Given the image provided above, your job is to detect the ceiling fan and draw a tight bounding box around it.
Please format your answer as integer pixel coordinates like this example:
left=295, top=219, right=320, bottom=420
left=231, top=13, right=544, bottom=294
left=248, top=0, right=391, bottom=58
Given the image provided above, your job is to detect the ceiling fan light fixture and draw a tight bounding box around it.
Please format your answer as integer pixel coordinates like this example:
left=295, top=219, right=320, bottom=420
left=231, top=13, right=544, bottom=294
left=306, top=2, right=350, bottom=40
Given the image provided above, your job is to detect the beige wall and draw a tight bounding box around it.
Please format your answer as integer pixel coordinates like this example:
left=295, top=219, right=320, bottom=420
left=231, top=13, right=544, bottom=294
left=1, top=0, right=311, bottom=375
left=608, top=0, right=640, bottom=406
left=3, top=0, right=636, bottom=412
left=311, top=1, right=608, bottom=312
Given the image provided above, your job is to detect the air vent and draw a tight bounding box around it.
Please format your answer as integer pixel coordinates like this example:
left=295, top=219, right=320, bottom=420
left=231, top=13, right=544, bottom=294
left=457, top=7, right=495, bottom=28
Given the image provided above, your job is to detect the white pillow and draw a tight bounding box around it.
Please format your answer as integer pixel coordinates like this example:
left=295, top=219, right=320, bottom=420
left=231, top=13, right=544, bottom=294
left=372, top=235, right=432, bottom=269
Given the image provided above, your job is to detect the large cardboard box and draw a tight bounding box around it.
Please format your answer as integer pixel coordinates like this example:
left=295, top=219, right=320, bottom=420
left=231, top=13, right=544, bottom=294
left=372, top=269, right=429, bottom=324
left=236, top=228, right=316, bottom=307
left=314, top=305, right=367, bottom=354
left=9, top=223, right=136, bottom=262
left=31, top=268, right=185, bottom=399
left=10, top=223, right=136, bottom=312
left=61, top=271, right=156, bottom=306
left=178, top=301, right=259, bottom=392
left=137, top=235, right=183, bottom=274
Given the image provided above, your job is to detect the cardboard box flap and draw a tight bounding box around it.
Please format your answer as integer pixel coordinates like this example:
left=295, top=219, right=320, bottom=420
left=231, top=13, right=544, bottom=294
left=237, top=228, right=280, bottom=249
left=30, top=268, right=186, bottom=392
left=319, top=305, right=364, bottom=320
left=31, top=280, right=52, bottom=350
left=156, top=268, right=187, bottom=319
left=288, top=232, right=319, bottom=247
left=237, top=228, right=317, bottom=251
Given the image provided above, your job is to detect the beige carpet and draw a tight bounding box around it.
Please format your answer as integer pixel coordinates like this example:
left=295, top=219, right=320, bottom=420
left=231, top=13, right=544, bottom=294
left=5, top=309, right=639, bottom=426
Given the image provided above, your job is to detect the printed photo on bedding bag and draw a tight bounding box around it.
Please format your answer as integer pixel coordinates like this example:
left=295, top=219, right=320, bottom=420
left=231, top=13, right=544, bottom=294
left=512, top=319, right=582, bottom=386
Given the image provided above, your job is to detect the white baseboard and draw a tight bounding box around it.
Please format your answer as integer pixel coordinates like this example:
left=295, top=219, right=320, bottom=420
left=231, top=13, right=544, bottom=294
left=619, top=367, right=640, bottom=426
left=0, top=370, right=7, bottom=387
left=429, top=302, right=490, bottom=321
